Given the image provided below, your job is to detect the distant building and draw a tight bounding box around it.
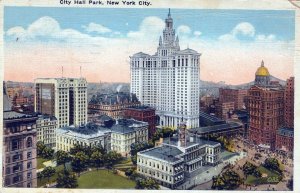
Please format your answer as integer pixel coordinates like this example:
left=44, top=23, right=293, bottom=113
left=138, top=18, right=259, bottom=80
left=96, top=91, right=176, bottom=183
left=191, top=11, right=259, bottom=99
left=231, top=110, right=250, bottom=138
left=111, top=119, right=148, bottom=156
left=35, top=78, right=88, bottom=128
left=88, top=92, right=140, bottom=120
left=275, top=127, right=293, bottom=155
left=56, top=118, right=148, bottom=156
left=124, top=106, right=156, bottom=137
left=130, top=9, right=200, bottom=129
left=199, top=111, right=225, bottom=127
left=254, top=60, right=271, bottom=86
left=56, top=122, right=112, bottom=152
left=137, top=123, right=221, bottom=189
left=36, top=115, right=57, bottom=148
left=248, top=62, right=285, bottom=150
left=12, top=96, right=29, bottom=106
left=3, top=85, right=38, bottom=188
left=284, top=77, right=294, bottom=128
left=219, top=88, right=248, bottom=110
left=215, top=101, right=234, bottom=120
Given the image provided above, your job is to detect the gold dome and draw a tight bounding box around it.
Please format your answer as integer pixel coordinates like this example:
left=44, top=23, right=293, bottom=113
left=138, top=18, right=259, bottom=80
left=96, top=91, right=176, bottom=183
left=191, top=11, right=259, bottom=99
left=255, top=60, right=270, bottom=76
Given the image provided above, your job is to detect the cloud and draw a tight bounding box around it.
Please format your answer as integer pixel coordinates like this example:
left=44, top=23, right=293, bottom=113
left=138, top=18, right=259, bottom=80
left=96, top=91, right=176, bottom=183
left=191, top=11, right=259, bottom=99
left=232, top=22, right=255, bottom=37
left=255, top=34, right=276, bottom=42
left=127, top=16, right=164, bottom=39
left=177, top=25, right=191, bottom=35
left=193, top=31, right=202, bottom=37
left=219, top=22, right=255, bottom=42
left=82, top=22, right=112, bottom=34
left=4, top=16, right=293, bottom=85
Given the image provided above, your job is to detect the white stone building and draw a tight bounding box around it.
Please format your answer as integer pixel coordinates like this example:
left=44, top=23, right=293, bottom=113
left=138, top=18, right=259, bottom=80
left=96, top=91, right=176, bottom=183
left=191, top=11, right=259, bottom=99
left=130, top=9, right=200, bottom=129
left=56, top=122, right=111, bottom=152
left=36, top=115, right=57, bottom=148
left=110, top=119, right=148, bottom=156
left=56, top=118, right=148, bottom=156
left=137, top=126, right=221, bottom=189
left=35, top=78, right=87, bottom=128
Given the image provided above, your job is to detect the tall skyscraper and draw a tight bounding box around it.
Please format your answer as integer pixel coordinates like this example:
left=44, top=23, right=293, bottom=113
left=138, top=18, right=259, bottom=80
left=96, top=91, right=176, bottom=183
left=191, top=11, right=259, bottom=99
left=34, top=78, right=87, bottom=128
left=130, top=9, right=200, bottom=129
left=248, top=62, right=284, bottom=149
left=284, top=77, right=294, bottom=128
left=3, top=83, right=38, bottom=188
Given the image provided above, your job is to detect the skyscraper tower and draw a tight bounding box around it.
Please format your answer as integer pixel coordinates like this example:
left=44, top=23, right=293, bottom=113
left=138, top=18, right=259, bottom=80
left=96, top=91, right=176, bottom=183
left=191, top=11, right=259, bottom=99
left=248, top=61, right=284, bottom=149
left=130, top=9, right=200, bottom=129
left=34, top=78, right=88, bottom=128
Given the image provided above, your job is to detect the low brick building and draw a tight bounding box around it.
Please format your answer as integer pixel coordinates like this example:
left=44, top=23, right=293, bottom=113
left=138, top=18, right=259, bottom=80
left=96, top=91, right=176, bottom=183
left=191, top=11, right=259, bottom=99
left=275, top=127, right=294, bottom=155
left=124, top=106, right=156, bottom=137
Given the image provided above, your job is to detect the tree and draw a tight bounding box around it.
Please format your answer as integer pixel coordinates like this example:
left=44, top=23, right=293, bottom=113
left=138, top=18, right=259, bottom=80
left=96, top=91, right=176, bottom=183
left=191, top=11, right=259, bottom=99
left=41, top=166, right=56, bottom=183
left=71, top=152, right=89, bottom=176
left=131, top=155, right=137, bottom=165
left=264, top=158, right=282, bottom=173
left=135, top=178, right=160, bottom=189
left=130, top=142, right=154, bottom=165
left=70, top=144, right=84, bottom=156
left=92, top=144, right=107, bottom=155
left=37, top=141, right=46, bottom=157
left=90, top=150, right=103, bottom=170
left=105, top=151, right=122, bottom=166
left=56, top=150, right=71, bottom=170
left=125, top=168, right=134, bottom=177
left=42, top=147, right=54, bottom=159
left=37, top=172, right=43, bottom=182
left=242, top=162, right=261, bottom=177
left=56, top=170, right=78, bottom=188
left=37, top=141, right=54, bottom=159
left=212, top=169, right=241, bottom=190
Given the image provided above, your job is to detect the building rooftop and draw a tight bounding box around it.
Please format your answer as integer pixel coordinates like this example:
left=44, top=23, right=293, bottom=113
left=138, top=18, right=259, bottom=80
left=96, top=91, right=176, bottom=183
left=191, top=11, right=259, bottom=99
left=57, top=118, right=148, bottom=138
left=199, top=111, right=225, bottom=126
left=163, top=136, right=219, bottom=148
left=176, top=48, right=200, bottom=55
left=37, top=114, right=57, bottom=121
left=277, top=127, right=294, bottom=137
left=89, top=92, right=140, bottom=105
left=139, top=145, right=183, bottom=163
left=125, top=105, right=155, bottom=111
left=189, top=121, right=243, bottom=135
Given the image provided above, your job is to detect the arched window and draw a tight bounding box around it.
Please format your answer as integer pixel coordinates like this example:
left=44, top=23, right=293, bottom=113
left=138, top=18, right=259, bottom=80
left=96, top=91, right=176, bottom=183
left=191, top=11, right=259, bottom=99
left=27, top=137, right=32, bottom=148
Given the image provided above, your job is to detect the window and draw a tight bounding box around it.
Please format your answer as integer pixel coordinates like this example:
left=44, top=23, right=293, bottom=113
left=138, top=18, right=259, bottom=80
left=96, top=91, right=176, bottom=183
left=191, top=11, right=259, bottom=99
left=27, top=137, right=33, bottom=148
left=13, top=165, right=21, bottom=173
left=27, top=172, right=32, bottom=179
left=6, top=167, right=10, bottom=175
left=13, top=176, right=21, bottom=183
left=13, top=154, right=22, bottom=162
left=12, top=139, right=20, bottom=151
left=27, top=162, right=32, bottom=169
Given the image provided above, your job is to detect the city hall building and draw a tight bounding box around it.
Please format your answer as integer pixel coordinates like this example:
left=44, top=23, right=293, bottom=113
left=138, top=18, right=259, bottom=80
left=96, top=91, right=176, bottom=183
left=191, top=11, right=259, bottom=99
left=130, top=9, right=200, bottom=129
left=137, top=123, right=221, bottom=189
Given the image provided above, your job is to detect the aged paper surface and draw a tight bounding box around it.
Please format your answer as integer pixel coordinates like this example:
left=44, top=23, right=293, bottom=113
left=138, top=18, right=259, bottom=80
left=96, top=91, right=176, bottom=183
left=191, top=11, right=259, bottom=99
left=0, top=0, right=299, bottom=193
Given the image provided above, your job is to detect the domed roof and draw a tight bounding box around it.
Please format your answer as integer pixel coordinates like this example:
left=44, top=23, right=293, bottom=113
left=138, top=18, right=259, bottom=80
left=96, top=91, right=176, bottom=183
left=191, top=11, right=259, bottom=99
left=256, top=60, right=270, bottom=76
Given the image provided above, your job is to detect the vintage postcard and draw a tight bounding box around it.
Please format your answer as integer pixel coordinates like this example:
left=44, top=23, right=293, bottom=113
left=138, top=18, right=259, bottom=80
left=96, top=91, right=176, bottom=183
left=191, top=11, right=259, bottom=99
left=0, top=0, right=299, bottom=192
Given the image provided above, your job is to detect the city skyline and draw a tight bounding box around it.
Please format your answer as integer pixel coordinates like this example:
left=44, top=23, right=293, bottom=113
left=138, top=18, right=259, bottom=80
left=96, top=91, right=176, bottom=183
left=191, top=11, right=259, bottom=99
left=4, top=7, right=295, bottom=84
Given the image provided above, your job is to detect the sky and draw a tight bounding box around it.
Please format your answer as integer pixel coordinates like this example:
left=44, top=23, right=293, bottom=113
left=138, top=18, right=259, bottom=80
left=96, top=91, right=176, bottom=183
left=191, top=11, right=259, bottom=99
left=4, top=7, right=295, bottom=85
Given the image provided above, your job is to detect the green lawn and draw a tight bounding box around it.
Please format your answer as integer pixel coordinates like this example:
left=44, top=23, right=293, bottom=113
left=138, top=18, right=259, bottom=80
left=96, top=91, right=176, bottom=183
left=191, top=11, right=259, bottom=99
left=77, top=169, right=136, bottom=189
left=245, top=166, right=282, bottom=185
left=37, top=157, right=49, bottom=169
